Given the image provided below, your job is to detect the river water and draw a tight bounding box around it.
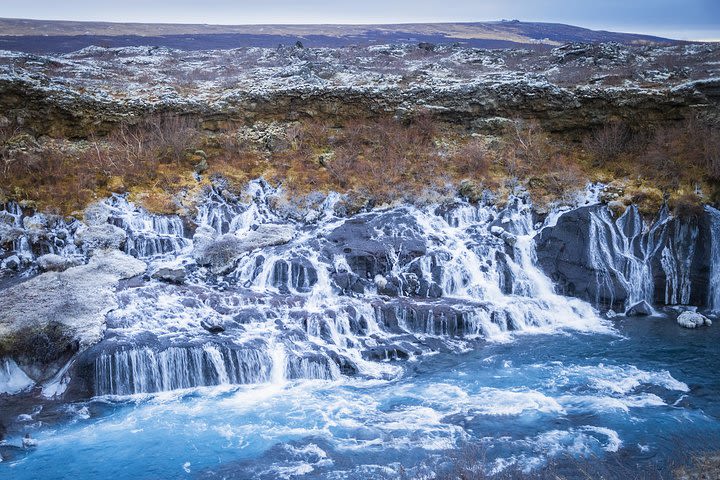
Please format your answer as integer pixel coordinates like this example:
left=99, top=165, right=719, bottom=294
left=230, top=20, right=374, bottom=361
left=2, top=183, right=719, bottom=478
left=3, top=315, right=718, bottom=479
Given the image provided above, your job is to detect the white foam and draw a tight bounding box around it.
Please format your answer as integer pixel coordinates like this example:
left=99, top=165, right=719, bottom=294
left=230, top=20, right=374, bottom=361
left=0, top=358, right=34, bottom=394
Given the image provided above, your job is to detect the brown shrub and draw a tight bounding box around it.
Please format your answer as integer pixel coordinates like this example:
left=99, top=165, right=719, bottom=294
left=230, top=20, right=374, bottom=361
left=701, top=124, right=720, bottom=181
left=670, top=193, right=705, bottom=221
left=452, top=139, right=491, bottom=178
left=584, top=122, right=632, bottom=167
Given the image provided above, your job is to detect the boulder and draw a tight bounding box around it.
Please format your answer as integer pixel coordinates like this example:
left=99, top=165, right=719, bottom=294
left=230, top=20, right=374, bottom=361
left=490, top=225, right=518, bottom=247
left=200, top=318, right=225, bottom=334
left=37, top=254, right=81, bottom=272
left=152, top=266, right=187, bottom=284
left=677, top=311, right=712, bottom=329
left=22, top=214, right=48, bottom=243
left=193, top=224, right=294, bottom=274
left=0, top=249, right=146, bottom=383
left=75, top=223, right=127, bottom=252
left=193, top=233, right=246, bottom=274
left=626, top=300, right=653, bottom=317
left=331, top=271, right=365, bottom=295
left=2, top=255, right=21, bottom=270
left=240, top=224, right=294, bottom=250
left=82, top=202, right=112, bottom=225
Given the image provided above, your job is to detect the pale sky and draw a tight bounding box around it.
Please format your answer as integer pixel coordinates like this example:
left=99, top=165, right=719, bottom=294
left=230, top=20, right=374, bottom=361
left=1, top=0, right=719, bottom=40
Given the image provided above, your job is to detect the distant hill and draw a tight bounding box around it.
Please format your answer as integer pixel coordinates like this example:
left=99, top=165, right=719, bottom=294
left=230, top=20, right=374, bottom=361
left=0, top=18, right=679, bottom=54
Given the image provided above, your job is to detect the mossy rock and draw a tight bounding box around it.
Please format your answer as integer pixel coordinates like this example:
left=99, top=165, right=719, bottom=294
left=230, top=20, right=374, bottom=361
left=458, top=179, right=484, bottom=203
left=194, top=158, right=209, bottom=174
left=106, top=176, right=126, bottom=193
left=3, top=133, right=39, bottom=152
left=627, top=186, right=664, bottom=218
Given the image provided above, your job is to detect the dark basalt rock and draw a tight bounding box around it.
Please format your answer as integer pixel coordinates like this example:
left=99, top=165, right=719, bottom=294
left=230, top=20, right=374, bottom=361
left=362, top=345, right=411, bottom=361
left=201, top=319, right=225, bottom=334
left=152, top=266, right=187, bottom=284
left=535, top=204, right=713, bottom=310
left=328, top=351, right=359, bottom=376
left=626, top=300, right=653, bottom=317
left=331, top=271, right=365, bottom=295
left=324, top=210, right=426, bottom=280
left=535, top=205, right=626, bottom=309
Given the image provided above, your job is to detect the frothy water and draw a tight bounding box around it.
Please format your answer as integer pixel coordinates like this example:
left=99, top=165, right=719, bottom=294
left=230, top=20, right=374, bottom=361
left=5, top=320, right=719, bottom=479
left=2, top=182, right=720, bottom=477
left=709, top=206, right=720, bottom=312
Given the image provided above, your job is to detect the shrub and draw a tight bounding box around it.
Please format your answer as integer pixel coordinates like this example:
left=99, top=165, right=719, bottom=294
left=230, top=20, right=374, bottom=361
left=453, top=139, right=490, bottom=177
left=584, top=122, right=632, bottom=167
left=670, top=193, right=704, bottom=221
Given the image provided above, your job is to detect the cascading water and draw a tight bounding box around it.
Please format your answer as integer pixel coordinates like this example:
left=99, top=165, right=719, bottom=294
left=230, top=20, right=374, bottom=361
left=2, top=183, right=617, bottom=397
left=709, top=206, right=720, bottom=312
left=587, top=206, right=658, bottom=310
left=105, top=195, right=191, bottom=258
left=0, top=202, right=80, bottom=268
left=94, top=345, right=273, bottom=395
left=3, top=181, right=720, bottom=478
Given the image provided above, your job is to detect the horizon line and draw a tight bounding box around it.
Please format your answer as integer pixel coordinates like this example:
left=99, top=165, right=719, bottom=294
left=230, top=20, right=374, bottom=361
left=3, top=16, right=719, bottom=42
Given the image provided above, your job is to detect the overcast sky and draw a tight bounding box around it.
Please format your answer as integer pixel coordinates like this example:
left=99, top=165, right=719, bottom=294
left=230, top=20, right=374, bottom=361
left=2, top=0, right=718, bottom=40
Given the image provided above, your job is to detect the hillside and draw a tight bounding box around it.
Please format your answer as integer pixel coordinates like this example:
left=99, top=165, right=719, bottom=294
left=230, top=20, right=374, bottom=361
left=0, top=18, right=678, bottom=53
left=0, top=41, right=718, bottom=215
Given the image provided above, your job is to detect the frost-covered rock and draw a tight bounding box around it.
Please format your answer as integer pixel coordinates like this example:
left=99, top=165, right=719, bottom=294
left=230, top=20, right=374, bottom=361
left=75, top=223, right=127, bottom=252
left=193, top=224, right=294, bottom=274
left=200, top=318, right=226, bottom=334
left=0, top=249, right=146, bottom=382
left=677, top=311, right=712, bottom=329
left=240, top=224, right=295, bottom=250
left=2, top=255, right=21, bottom=270
left=83, top=202, right=112, bottom=225
left=490, top=225, right=518, bottom=246
left=37, top=253, right=81, bottom=272
left=1, top=42, right=718, bottom=138
left=22, top=214, right=48, bottom=242
left=152, top=266, right=187, bottom=284
left=193, top=233, right=246, bottom=274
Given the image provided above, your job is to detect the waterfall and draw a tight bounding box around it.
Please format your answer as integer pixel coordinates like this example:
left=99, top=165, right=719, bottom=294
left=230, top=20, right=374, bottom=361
left=4, top=183, right=631, bottom=399
left=586, top=207, right=659, bottom=310
left=709, top=206, right=720, bottom=312
left=106, top=196, right=191, bottom=258
left=1, top=202, right=80, bottom=265
left=660, top=221, right=698, bottom=305
left=195, top=179, right=282, bottom=235
left=94, top=345, right=273, bottom=395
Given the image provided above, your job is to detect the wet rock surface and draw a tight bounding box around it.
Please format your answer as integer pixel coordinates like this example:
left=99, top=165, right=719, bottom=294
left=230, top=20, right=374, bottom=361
left=0, top=181, right=717, bottom=410
left=536, top=204, right=715, bottom=312
left=0, top=249, right=146, bottom=382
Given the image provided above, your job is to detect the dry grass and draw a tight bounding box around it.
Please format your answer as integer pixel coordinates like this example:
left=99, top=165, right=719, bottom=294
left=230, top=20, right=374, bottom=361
left=1, top=113, right=717, bottom=215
